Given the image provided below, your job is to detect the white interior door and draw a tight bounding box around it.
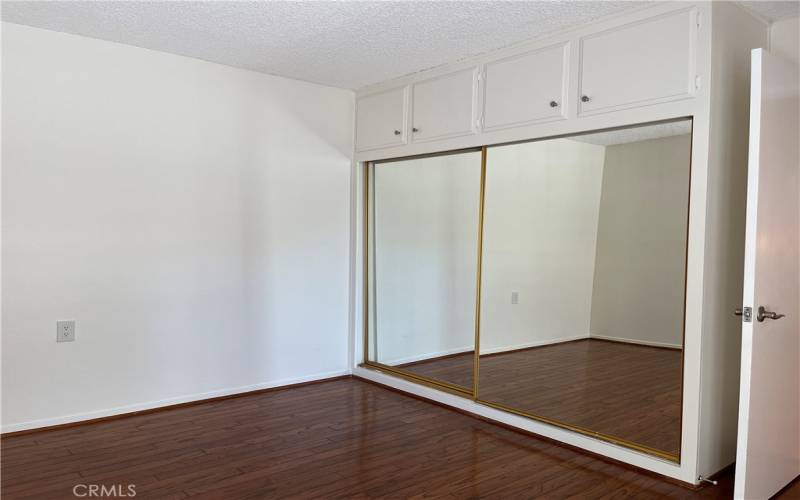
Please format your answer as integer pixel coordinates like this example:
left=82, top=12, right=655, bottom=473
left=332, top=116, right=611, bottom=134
left=734, top=48, right=800, bottom=500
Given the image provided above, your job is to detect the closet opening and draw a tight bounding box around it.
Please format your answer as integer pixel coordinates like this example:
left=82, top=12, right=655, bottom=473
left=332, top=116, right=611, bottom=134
left=362, top=117, right=694, bottom=462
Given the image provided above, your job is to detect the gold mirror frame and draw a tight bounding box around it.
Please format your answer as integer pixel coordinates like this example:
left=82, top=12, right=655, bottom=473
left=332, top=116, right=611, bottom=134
left=360, top=148, right=482, bottom=398
left=361, top=119, right=692, bottom=464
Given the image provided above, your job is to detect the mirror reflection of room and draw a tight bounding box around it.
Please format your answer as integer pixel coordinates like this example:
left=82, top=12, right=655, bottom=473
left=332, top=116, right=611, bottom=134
left=478, top=120, right=691, bottom=458
left=366, top=151, right=482, bottom=391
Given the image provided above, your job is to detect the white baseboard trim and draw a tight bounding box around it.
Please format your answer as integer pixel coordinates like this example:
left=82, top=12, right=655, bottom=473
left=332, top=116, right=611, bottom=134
left=380, top=346, right=474, bottom=366
left=481, top=334, right=590, bottom=355
left=590, top=334, right=683, bottom=350
left=1, top=368, right=351, bottom=434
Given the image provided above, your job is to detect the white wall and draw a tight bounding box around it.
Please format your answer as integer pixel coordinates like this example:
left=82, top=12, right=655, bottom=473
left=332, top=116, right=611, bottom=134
left=590, top=134, right=691, bottom=348
left=771, top=16, right=799, bottom=66
left=1, top=23, right=354, bottom=431
left=372, top=152, right=481, bottom=365
left=480, top=139, right=605, bottom=353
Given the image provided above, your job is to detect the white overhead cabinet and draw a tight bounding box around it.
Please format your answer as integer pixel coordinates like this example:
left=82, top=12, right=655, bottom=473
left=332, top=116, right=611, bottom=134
left=410, top=67, right=479, bottom=142
left=354, top=6, right=702, bottom=159
left=578, top=8, right=697, bottom=115
left=482, top=43, right=569, bottom=131
left=356, top=86, right=407, bottom=151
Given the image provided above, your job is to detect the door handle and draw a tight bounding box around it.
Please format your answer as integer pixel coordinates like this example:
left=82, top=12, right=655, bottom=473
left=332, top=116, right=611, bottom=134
left=757, top=306, right=785, bottom=322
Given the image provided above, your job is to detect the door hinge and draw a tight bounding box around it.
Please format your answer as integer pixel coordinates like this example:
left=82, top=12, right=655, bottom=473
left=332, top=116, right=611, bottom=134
left=696, top=12, right=702, bottom=29
left=695, top=75, right=702, bottom=90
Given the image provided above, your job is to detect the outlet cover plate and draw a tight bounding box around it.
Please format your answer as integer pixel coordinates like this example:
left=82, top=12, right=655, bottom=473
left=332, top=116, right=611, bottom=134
left=57, top=320, right=75, bottom=342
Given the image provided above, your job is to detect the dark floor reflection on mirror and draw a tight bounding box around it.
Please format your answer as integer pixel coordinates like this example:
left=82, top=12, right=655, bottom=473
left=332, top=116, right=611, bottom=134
left=476, top=119, right=692, bottom=458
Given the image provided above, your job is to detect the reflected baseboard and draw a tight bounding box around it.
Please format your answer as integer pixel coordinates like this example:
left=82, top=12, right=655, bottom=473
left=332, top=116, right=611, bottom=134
left=590, top=335, right=682, bottom=350
left=395, top=348, right=475, bottom=368
left=480, top=335, right=590, bottom=357
left=387, top=335, right=592, bottom=367
left=381, top=334, right=681, bottom=369
left=382, top=346, right=474, bottom=367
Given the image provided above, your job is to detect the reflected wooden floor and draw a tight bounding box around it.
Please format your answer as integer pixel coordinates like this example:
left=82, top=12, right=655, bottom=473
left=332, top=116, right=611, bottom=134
left=6, top=377, right=793, bottom=499
left=400, top=338, right=682, bottom=456
left=397, top=350, right=475, bottom=389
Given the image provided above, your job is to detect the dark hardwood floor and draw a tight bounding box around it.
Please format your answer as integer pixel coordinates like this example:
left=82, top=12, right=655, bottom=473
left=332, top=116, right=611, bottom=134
left=2, top=377, right=798, bottom=499
left=400, top=338, right=682, bottom=456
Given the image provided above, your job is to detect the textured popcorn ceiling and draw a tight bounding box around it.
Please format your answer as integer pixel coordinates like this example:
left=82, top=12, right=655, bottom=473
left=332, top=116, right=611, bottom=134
left=569, top=120, right=692, bottom=146
left=740, top=1, right=800, bottom=21
left=2, top=1, right=797, bottom=90
left=0, top=1, right=636, bottom=89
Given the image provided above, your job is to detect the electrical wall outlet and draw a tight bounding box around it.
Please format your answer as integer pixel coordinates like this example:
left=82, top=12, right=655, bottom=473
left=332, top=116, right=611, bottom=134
left=511, top=291, right=519, bottom=305
left=56, top=320, right=75, bottom=342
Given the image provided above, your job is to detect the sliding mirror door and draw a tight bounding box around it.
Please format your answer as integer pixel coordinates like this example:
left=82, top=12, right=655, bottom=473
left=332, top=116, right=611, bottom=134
left=365, top=150, right=483, bottom=393
left=477, top=119, right=692, bottom=460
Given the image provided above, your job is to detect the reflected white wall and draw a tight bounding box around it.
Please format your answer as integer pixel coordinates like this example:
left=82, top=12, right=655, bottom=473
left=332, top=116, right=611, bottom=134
left=370, top=129, right=692, bottom=363
left=590, top=134, right=691, bottom=348
left=373, top=152, right=481, bottom=364
left=480, top=139, right=606, bottom=352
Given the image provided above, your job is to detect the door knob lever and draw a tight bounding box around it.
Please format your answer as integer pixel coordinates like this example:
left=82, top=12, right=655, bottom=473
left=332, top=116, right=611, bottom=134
left=757, top=306, right=785, bottom=322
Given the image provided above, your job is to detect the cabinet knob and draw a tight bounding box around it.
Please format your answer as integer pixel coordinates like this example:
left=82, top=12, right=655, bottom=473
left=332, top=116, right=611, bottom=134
left=549, top=101, right=559, bottom=108
left=393, top=130, right=401, bottom=135
left=581, top=95, right=591, bottom=103
left=412, top=127, right=420, bottom=133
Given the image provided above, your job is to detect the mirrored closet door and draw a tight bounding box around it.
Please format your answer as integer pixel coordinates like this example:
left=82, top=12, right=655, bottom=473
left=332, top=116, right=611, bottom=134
left=365, top=150, right=483, bottom=393
left=477, top=119, right=692, bottom=460
left=362, top=119, right=693, bottom=460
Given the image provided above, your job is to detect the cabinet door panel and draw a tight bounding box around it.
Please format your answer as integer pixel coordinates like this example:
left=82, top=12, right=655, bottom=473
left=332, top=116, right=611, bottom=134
left=579, top=8, right=697, bottom=115
left=356, top=87, right=407, bottom=151
left=411, top=68, right=478, bottom=142
left=483, top=43, right=568, bottom=131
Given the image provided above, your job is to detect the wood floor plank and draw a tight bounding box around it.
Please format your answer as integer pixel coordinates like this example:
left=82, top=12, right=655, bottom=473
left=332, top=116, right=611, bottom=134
left=2, top=377, right=798, bottom=499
